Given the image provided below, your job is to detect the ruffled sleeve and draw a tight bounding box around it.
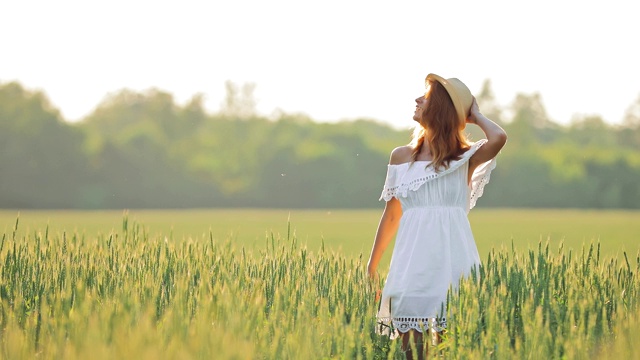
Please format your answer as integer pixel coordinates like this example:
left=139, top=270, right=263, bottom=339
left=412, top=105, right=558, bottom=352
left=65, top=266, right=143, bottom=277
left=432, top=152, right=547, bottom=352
left=468, top=150, right=496, bottom=210
left=379, top=164, right=402, bottom=202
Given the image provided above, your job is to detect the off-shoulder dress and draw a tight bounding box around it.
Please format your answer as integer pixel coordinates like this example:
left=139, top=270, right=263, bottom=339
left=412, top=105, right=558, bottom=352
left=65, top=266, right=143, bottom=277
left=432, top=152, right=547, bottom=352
left=376, top=139, right=496, bottom=337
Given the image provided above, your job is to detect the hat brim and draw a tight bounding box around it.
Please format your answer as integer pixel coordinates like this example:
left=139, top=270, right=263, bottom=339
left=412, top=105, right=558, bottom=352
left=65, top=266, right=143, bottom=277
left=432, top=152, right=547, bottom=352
left=425, top=73, right=469, bottom=124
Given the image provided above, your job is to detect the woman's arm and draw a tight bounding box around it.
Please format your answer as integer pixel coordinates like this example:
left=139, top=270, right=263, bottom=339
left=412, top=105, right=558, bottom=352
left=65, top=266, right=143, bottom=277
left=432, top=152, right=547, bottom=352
left=467, top=98, right=508, bottom=172
left=367, top=197, right=402, bottom=279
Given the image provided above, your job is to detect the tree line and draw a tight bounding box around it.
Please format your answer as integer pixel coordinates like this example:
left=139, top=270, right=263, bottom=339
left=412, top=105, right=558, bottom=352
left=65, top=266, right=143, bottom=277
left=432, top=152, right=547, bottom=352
left=1, top=80, right=640, bottom=209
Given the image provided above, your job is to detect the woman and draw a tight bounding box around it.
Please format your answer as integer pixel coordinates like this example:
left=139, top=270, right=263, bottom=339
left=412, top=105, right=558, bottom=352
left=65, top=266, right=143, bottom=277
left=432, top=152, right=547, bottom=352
left=367, top=73, right=507, bottom=359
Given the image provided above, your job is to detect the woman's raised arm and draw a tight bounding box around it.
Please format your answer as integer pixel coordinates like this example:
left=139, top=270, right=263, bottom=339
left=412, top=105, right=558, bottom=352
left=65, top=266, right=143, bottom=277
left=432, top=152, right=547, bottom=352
left=467, top=98, right=507, bottom=171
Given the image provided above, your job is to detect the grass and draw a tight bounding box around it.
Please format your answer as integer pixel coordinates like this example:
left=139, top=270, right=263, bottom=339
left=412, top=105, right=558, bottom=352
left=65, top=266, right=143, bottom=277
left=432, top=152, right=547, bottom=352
left=0, top=208, right=638, bottom=359
left=1, top=208, right=638, bottom=265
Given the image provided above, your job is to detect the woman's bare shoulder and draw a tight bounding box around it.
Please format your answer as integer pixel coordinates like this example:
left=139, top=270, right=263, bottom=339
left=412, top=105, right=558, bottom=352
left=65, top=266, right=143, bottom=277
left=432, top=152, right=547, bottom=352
left=389, top=145, right=413, bottom=165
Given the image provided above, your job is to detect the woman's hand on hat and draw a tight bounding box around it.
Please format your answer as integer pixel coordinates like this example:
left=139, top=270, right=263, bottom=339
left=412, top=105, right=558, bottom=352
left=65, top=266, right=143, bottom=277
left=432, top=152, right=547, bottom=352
left=467, top=98, right=481, bottom=124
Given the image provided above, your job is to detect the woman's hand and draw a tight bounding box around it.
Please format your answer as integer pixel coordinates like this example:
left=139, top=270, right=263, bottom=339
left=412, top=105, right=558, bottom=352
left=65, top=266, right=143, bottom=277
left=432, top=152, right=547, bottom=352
left=367, top=265, right=382, bottom=302
left=367, top=263, right=378, bottom=281
left=466, top=97, right=481, bottom=124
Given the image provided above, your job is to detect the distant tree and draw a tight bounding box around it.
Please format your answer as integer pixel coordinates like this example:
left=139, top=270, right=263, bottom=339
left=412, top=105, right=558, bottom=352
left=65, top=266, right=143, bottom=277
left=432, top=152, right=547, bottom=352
left=0, top=82, right=89, bottom=208
left=79, top=88, right=223, bottom=208
left=219, top=81, right=257, bottom=119
left=623, top=93, right=640, bottom=127
left=511, top=93, right=551, bottom=128
left=507, top=92, right=560, bottom=145
left=569, top=114, right=616, bottom=146
left=617, top=93, right=640, bottom=148
left=476, top=79, right=504, bottom=124
left=179, top=93, right=207, bottom=132
left=80, top=88, right=179, bottom=147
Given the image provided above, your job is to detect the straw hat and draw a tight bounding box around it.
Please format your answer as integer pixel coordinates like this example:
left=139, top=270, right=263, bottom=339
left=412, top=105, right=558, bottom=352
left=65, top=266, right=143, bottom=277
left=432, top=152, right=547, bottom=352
left=426, top=73, right=473, bottom=124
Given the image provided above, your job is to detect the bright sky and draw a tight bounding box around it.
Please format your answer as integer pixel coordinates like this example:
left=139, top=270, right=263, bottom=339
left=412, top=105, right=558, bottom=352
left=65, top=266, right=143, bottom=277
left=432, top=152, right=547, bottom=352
left=2, top=0, right=639, bottom=129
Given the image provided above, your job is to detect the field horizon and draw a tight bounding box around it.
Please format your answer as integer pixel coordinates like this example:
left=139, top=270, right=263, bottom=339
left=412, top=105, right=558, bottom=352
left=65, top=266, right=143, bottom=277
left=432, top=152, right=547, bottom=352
left=1, top=208, right=638, bottom=266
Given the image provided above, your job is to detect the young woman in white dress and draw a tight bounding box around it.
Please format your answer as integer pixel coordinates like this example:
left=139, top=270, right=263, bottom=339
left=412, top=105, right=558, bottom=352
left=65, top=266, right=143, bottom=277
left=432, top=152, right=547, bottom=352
left=367, top=73, right=507, bottom=359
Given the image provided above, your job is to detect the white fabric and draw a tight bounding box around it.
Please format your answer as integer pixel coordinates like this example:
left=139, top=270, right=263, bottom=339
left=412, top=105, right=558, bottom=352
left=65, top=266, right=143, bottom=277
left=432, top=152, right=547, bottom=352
left=376, top=139, right=496, bottom=338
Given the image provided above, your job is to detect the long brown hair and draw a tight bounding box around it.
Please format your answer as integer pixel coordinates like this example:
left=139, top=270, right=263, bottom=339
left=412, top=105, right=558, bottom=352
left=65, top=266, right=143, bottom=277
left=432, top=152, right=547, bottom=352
left=411, top=80, right=470, bottom=170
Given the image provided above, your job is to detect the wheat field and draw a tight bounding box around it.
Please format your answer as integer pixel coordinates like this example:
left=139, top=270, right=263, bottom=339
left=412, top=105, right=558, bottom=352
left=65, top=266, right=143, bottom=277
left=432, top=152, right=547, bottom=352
left=0, top=209, right=639, bottom=358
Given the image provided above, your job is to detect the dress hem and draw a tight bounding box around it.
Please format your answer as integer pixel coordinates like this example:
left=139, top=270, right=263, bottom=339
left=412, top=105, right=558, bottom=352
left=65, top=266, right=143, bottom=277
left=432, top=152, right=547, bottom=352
left=376, top=317, right=447, bottom=338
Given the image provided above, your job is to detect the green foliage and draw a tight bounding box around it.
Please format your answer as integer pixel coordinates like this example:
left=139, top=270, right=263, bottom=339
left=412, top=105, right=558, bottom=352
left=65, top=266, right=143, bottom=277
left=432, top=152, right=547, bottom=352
left=0, top=218, right=638, bottom=358
left=0, top=82, right=90, bottom=208
left=1, top=80, right=640, bottom=209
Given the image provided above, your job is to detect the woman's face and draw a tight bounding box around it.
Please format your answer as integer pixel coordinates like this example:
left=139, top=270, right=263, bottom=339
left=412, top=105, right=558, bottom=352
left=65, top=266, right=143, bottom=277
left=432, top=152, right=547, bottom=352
left=413, top=83, right=432, bottom=122
left=413, top=92, right=429, bottom=122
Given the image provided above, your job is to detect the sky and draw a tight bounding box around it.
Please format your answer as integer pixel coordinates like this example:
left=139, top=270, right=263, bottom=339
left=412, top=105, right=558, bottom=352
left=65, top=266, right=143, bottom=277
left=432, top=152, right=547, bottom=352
left=2, top=0, right=639, bottom=129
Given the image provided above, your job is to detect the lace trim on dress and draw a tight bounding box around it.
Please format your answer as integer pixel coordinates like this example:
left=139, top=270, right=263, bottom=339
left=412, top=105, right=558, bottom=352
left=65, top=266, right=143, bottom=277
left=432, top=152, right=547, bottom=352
left=377, top=317, right=447, bottom=338
left=379, top=139, right=489, bottom=202
left=379, top=173, right=441, bottom=202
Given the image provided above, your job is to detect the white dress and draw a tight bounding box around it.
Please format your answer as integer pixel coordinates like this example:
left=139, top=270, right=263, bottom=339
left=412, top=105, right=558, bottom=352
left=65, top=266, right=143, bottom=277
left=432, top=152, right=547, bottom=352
left=376, top=139, right=496, bottom=337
